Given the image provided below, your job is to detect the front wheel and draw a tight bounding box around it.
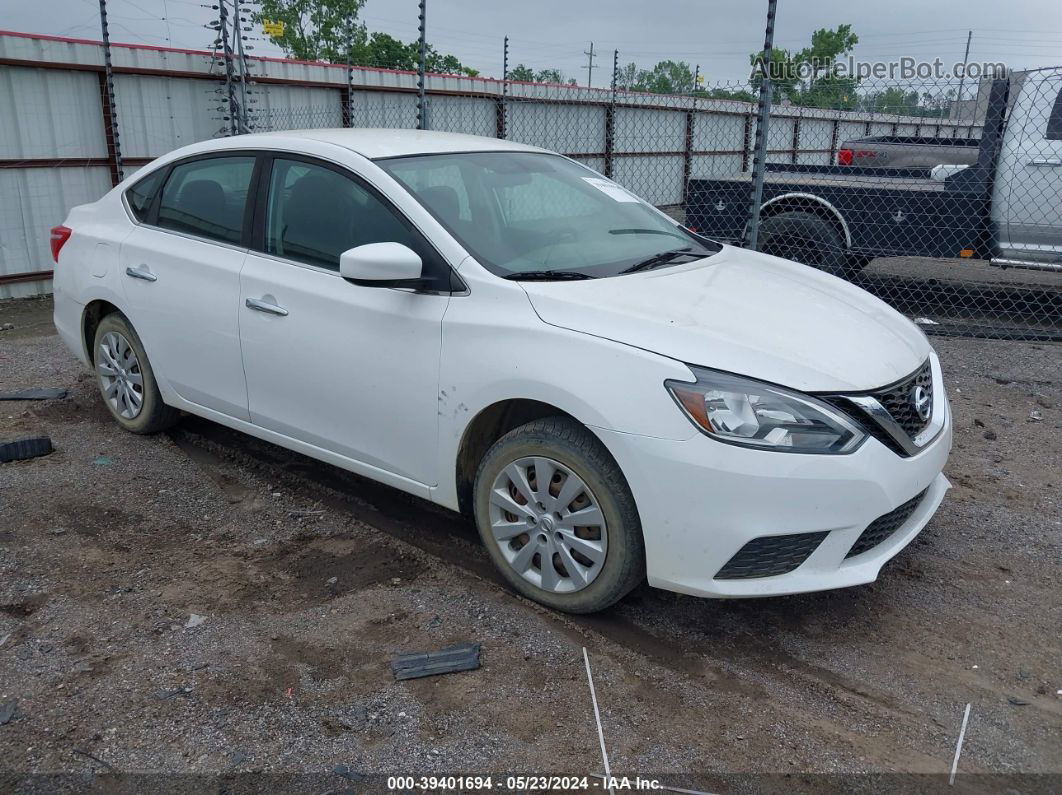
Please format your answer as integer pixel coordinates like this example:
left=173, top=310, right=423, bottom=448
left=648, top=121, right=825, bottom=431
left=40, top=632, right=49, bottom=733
left=473, top=417, right=644, bottom=613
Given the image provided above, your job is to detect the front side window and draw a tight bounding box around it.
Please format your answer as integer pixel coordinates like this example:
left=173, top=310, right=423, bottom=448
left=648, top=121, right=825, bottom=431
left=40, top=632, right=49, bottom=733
left=156, top=156, right=255, bottom=244
left=263, top=158, right=421, bottom=271
left=379, top=151, right=719, bottom=279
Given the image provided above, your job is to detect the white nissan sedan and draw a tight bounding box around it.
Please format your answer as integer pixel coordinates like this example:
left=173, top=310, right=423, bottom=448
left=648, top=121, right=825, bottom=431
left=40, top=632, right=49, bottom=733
left=51, top=129, right=951, bottom=613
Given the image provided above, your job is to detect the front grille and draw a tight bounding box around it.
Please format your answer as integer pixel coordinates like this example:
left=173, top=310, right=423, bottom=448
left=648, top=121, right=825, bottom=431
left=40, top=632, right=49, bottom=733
left=715, top=531, right=828, bottom=579
left=823, top=359, right=934, bottom=457
left=872, top=360, right=933, bottom=438
left=845, top=488, right=928, bottom=558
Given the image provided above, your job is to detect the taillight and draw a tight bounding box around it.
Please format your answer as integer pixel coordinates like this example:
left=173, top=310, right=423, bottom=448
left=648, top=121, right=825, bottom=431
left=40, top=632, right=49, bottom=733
left=50, top=225, right=72, bottom=263
left=837, top=149, right=853, bottom=166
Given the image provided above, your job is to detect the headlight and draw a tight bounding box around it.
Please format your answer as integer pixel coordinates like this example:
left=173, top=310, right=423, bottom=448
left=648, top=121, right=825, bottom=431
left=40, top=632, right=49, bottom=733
left=665, top=367, right=866, bottom=454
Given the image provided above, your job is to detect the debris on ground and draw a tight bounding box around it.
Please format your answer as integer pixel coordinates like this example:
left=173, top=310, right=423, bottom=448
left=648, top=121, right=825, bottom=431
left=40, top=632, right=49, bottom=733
left=184, top=614, right=207, bottom=629
left=0, top=436, right=54, bottom=463
left=0, top=699, right=17, bottom=725
left=392, top=642, right=481, bottom=681
left=0, top=387, right=68, bottom=401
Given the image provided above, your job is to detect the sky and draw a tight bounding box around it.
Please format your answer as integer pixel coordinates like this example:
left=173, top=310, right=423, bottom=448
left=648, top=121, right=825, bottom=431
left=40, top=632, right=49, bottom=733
left=2, top=0, right=1060, bottom=87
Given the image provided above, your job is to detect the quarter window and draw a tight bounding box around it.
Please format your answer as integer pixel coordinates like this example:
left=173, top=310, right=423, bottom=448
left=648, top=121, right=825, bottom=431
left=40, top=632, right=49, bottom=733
left=156, top=156, right=255, bottom=244
left=264, top=158, right=420, bottom=271
left=125, top=169, right=165, bottom=222
left=1046, top=86, right=1062, bottom=141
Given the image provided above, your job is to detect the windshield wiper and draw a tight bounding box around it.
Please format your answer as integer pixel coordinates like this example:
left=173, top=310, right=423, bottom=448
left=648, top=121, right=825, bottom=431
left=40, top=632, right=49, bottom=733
left=503, top=270, right=596, bottom=281
left=609, top=228, right=689, bottom=241
left=619, top=247, right=698, bottom=274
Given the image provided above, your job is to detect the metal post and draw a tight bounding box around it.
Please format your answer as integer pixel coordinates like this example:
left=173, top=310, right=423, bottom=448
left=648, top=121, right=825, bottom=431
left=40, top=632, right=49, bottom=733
left=416, top=0, right=427, bottom=129
left=98, top=0, right=123, bottom=182
left=745, top=0, right=778, bottom=250
left=232, top=0, right=250, bottom=133
left=218, top=0, right=237, bottom=136
left=345, top=16, right=354, bottom=127
left=956, top=30, right=972, bottom=123
left=604, top=48, right=618, bottom=177
left=497, top=34, right=508, bottom=139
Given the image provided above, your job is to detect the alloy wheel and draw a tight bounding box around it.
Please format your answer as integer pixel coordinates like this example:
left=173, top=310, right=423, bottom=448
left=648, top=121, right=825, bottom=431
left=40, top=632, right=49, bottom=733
left=97, top=331, right=144, bottom=419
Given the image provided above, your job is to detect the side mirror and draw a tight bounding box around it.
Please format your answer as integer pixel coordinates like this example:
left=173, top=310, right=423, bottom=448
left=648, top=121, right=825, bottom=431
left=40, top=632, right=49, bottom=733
left=339, top=242, right=426, bottom=288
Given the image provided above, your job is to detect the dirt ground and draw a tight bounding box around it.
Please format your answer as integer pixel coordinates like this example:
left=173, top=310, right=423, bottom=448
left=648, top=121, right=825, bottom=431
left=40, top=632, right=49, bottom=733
left=0, top=295, right=1059, bottom=793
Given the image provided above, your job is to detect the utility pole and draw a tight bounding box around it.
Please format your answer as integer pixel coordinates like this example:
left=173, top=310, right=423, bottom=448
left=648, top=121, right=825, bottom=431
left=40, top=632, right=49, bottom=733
left=416, top=0, right=428, bottom=129
left=583, top=41, right=596, bottom=88
left=956, top=30, right=973, bottom=123
left=98, top=0, right=123, bottom=182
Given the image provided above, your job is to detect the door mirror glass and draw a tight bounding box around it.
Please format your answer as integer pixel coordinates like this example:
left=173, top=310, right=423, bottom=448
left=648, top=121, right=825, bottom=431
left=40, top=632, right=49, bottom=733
left=339, top=242, right=423, bottom=286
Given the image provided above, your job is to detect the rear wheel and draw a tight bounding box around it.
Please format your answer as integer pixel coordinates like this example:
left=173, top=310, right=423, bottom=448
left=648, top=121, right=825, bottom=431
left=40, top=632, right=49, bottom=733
left=757, top=210, right=851, bottom=277
left=473, top=417, right=644, bottom=614
left=92, top=313, right=179, bottom=434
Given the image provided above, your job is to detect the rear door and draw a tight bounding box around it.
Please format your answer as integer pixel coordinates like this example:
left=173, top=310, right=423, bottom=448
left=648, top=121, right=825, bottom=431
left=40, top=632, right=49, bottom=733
left=999, top=73, right=1062, bottom=262
left=119, top=153, right=257, bottom=419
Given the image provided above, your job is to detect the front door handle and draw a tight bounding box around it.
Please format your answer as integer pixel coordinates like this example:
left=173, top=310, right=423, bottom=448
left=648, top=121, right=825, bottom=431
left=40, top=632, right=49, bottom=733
left=1027, top=158, right=1062, bottom=167
left=125, top=265, right=157, bottom=282
left=245, top=297, right=288, bottom=316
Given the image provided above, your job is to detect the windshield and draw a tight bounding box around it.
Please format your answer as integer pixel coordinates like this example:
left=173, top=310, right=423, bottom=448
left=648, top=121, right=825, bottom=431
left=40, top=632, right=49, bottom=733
left=377, top=151, right=720, bottom=279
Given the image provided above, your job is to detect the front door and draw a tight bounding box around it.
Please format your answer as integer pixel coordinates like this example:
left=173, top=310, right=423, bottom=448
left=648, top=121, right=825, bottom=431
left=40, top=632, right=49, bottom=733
left=1000, top=73, right=1062, bottom=263
left=238, top=155, right=451, bottom=490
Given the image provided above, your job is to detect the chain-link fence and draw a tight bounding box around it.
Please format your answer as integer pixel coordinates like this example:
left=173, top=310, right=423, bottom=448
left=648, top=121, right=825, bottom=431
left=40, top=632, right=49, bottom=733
left=2, top=17, right=1060, bottom=339
left=252, top=68, right=1061, bottom=341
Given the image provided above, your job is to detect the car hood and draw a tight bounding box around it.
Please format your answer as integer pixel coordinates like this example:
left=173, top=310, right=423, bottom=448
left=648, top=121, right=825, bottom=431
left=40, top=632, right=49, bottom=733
left=519, top=245, right=930, bottom=393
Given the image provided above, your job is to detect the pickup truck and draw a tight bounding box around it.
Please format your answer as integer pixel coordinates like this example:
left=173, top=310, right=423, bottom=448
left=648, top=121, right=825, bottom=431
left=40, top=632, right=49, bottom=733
left=687, top=69, right=1062, bottom=276
left=836, top=135, right=979, bottom=168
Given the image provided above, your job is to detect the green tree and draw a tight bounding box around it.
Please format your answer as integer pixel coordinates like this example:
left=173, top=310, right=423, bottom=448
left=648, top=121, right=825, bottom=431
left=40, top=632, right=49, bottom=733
left=535, top=68, right=564, bottom=83
left=508, top=64, right=535, bottom=81
left=703, top=86, right=757, bottom=103
left=258, top=0, right=473, bottom=75
left=614, top=62, right=638, bottom=91
left=639, top=60, right=696, bottom=93
left=749, top=25, right=859, bottom=107
left=256, top=0, right=367, bottom=62
left=354, top=31, right=415, bottom=69
left=861, top=87, right=920, bottom=114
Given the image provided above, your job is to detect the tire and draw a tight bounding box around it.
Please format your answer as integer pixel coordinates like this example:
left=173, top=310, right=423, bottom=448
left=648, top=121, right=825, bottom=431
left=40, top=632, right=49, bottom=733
left=92, top=313, right=179, bottom=434
left=473, top=417, right=644, bottom=614
left=757, top=210, right=851, bottom=277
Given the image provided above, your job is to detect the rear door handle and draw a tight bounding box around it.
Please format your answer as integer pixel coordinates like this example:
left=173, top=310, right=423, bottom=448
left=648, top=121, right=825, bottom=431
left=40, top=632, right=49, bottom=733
left=125, top=265, right=157, bottom=282
left=245, top=297, right=288, bottom=316
left=1027, top=158, right=1062, bottom=167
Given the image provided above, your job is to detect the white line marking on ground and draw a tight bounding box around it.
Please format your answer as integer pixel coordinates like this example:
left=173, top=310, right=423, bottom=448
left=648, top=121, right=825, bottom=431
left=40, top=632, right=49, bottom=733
left=583, top=647, right=614, bottom=795
left=949, top=702, right=972, bottom=785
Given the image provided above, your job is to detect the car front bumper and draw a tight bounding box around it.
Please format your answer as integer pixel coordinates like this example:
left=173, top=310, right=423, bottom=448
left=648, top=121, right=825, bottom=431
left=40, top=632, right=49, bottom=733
left=592, top=385, right=952, bottom=599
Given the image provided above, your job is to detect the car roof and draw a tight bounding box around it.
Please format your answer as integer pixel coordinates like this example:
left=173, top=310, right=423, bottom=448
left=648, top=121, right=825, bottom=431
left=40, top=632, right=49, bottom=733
left=211, top=128, right=549, bottom=160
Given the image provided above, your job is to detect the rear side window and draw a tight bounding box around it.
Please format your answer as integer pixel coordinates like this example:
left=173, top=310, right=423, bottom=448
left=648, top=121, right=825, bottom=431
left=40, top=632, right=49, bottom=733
left=126, top=169, right=164, bottom=222
left=1047, top=87, right=1062, bottom=141
left=156, top=156, right=255, bottom=244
